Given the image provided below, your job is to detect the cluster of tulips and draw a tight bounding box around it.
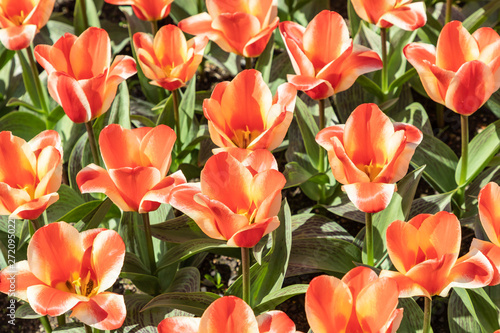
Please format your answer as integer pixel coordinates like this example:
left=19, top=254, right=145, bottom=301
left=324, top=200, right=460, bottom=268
left=0, top=0, right=499, bottom=332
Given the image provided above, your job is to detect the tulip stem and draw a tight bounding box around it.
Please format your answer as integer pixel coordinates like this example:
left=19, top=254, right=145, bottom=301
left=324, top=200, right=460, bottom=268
left=457, top=115, right=469, bottom=208
left=380, top=28, right=389, bottom=96
left=445, top=0, right=453, bottom=24
left=79, top=0, right=89, bottom=30
left=172, top=89, right=181, bottom=151
left=318, top=98, right=327, bottom=204
left=241, top=247, right=251, bottom=305
left=26, top=45, right=50, bottom=117
left=436, top=104, right=445, bottom=128
left=31, top=218, right=41, bottom=232
left=365, top=212, right=374, bottom=266
left=84, top=324, right=92, bottom=333
left=151, top=20, right=158, bottom=35
left=40, top=315, right=52, bottom=333
left=423, top=297, right=432, bottom=333
left=142, top=212, right=157, bottom=275
left=85, top=121, right=101, bottom=167
left=57, top=314, right=66, bottom=327
left=245, top=57, right=253, bottom=70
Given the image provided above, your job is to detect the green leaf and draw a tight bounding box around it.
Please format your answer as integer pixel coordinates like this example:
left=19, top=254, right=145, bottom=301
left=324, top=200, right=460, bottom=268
left=150, top=214, right=209, bottom=243
left=294, top=97, right=320, bottom=168
left=120, top=271, right=161, bottom=295
left=74, top=0, right=100, bottom=35
left=0, top=43, right=15, bottom=72
left=463, top=0, right=500, bottom=33
left=292, top=213, right=355, bottom=243
left=56, top=200, right=102, bottom=223
left=108, top=81, right=131, bottom=129
left=169, top=0, right=199, bottom=23
left=6, top=98, right=42, bottom=113
left=255, top=31, right=275, bottom=84
left=464, top=166, right=500, bottom=218
left=449, top=289, right=483, bottom=333
left=123, top=251, right=150, bottom=275
left=204, top=42, right=239, bottom=76
left=118, top=294, right=176, bottom=333
left=46, top=184, right=84, bottom=222
left=166, top=267, right=201, bottom=293
left=411, top=133, right=458, bottom=193
left=408, top=191, right=454, bottom=218
left=389, top=102, right=433, bottom=136
left=77, top=198, right=113, bottom=231
left=141, top=292, right=221, bottom=316
left=17, top=49, right=41, bottom=110
left=456, top=119, right=500, bottom=187
left=254, top=284, right=308, bottom=314
left=0, top=111, right=46, bottom=140
left=179, top=78, right=197, bottom=144
left=397, top=298, right=431, bottom=333
left=15, top=303, right=42, bottom=319
left=355, top=75, right=384, bottom=101
left=454, top=287, right=500, bottom=333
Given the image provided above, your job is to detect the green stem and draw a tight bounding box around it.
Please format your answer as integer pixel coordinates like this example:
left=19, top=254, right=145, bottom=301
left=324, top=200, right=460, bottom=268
left=151, top=20, right=158, bottom=35
left=457, top=115, right=469, bottom=208
left=142, top=212, right=157, bottom=275
left=245, top=57, right=253, bottom=70
left=31, top=218, right=41, bottom=232
left=365, top=212, right=374, bottom=266
left=85, top=121, right=101, bottom=167
left=40, top=316, right=52, bottom=333
left=423, top=297, right=432, bottom=333
left=84, top=324, right=92, bottom=333
left=172, top=89, right=181, bottom=151
left=318, top=98, right=327, bottom=204
left=380, top=28, right=389, bottom=96
left=436, top=104, right=445, bottom=129
left=57, top=314, right=66, bottom=327
left=241, top=247, right=250, bottom=305
left=27, top=44, right=50, bottom=116
left=445, top=0, right=453, bottom=24
left=79, top=0, right=89, bottom=30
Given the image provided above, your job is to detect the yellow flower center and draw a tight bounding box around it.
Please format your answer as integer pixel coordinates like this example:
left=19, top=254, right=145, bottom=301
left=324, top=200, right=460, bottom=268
left=58, top=271, right=99, bottom=298
left=359, top=163, right=384, bottom=181
left=18, top=183, right=36, bottom=199
left=232, top=127, right=261, bottom=148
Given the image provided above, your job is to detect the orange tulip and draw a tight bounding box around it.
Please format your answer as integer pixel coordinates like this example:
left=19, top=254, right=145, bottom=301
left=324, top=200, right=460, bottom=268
left=158, top=296, right=298, bottom=333
left=306, top=266, right=403, bottom=333
left=104, top=0, right=173, bottom=21
left=380, top=212, right=494, bottom=298
left=77, top=124, right=186, bottom=213
left=470, top=182, right=500, bottom=286
left=404, top=21, right=500, bottom=116
left=34, top=27, right=137, bottom=123
left=203, top=69, right=296, bottom=151
left=0, top=0, right=55, bottom=50
left=178, top=0, right=278, bottom=58
left=0, top=130, right=62, bottom=219
left=133, top=25, right=208, bottom=91
left=0, top=222, right=126, bottom=329
left=279, top=10, right=383, bottom=100
left=350, top=0, right=426, bottom=31
left=169, top=149, right=285, bottom=248
left=316, top=103, right=422, bottom=213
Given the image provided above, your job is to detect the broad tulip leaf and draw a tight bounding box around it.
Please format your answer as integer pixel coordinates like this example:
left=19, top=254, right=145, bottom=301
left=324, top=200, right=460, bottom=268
left=77, top=198, right=113, bottom=231
left=454, top=287, right=500, bottom=333
left=291, top=213, right=354, bottom=243
left=57, top=201, right=100, bottom=224
left=269, top=52, right=294, bottom=94
left=255, top=31, right=275, bottom=84
left=449, top=289, right=483, bottom=333
left=294, top=97, right=320, bottom=168
left=108, top=81, right=130, bottom=129
left=486, top=90, right=500, bottom=118
left=204, top=42, right=239, bottom=76
left=463, top=0, right=500, bottom=33
left=166, top=267, right=200, bottom=293
left=0, top=43, right=14, bottom=72
left=15, top=303, right=42, bottom=319
left=253, top=284, right=309, bottom=315
left=123, top=252, right=150, bottom=275
left=324, top=193, right=365, bottom=223
left=408, top=191, right=453, bottom=219
left=74, top=0, right=100, bottom=36
left=179, top=78, right=197, bottom=144
left=169, top=0, right=199, bottom=23
left=464, top=166, right=500, bottom=218
left=0, top=111, right=46, bottom=141
left=150, top=215, right=209, bottom=243
left=389, top=102, right=433, bottom=136
left=46, top=184, right=84, bottom=222
left=397, top=298, right=432, bottom=333
left=456, top=119, right=500, bottom=187
left=411, top=133, right=458, bottom=193
left=52, top=323, right=85, bottom=332
left=119, top=271, right=161, bottom=295
left=141, top=292, right=221, bottom=316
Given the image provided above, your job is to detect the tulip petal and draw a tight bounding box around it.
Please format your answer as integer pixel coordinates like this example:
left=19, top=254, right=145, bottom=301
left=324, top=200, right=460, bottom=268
left=0, top=24, right=36, bottom=50
left=48, top=72, right=92, bottom=123
left=228, top=216, right=279, bottom=248
left=436, top=21, right=479, bottom=72
left=25, top=0, right=56, bottom=29
left=386, top=220, right=420, bottom=274
left=279, top=21, right=315, bottom=77
left=378, top=2, right=426, bottom=31
left=71, top=292, right=126, bottom=330
left=0, top=131, right=36, bottom=189
left=70, top=27, right=111, bottom=80
left=378, top=270, right=430, bottom=298
left=342, top=266, right=378, bottom=300
left=91, top=230, right=125, bottom=293
left=478, top=182, right=500, bottom=247
left=445, top=60, right=495, bottom=115
left=350, top=0, right=394, bottom=25
left=0, top=260, right=44, bottom=301
left=10, top=193, right=59, bottom=220
left=251, top=170, right=285, bottom=221
left=99, top=124, right=142, bottom=170
left=199, top=296, right=260, bottom=333
left=470, top=238, right=500, bottom=286
left=256, top=310, right=297, bottom=333
left=342, top=182, right=395, bottom=214
left=305, top=275, right=352, bottom=333
left=418, top=211, right=461, bottom=260
left=140, top=124, right=176, bottom=176
left=405, top=254, right=457, bottom=296
left=154, top=25, right=188, bottom=68
left=243, top=17, right=279, bottom=58
left=0, top=183, right=31, bottom=217
left=27, top=284, right=86, bottom=316
left=158, top=317, right=201, bottom=333
left=140, top=170, right=186, bottom=213
left=287, top=74, right=334, bottom=100
left=211, top=12, right=261, bottom=56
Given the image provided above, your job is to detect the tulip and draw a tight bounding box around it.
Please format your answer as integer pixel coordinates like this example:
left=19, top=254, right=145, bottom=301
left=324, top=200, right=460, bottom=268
left=0, top=130, right=62, bottom=220
left=204, top=69, right=296, bottom=151
left=0, top=222, right=126, bottom=329
left=316, top=103, right=422, bottom=213
left=169, top=149, right=285, bottom=248
left=104, top=0, right=173, bottom=21
left=178, top=0, right=279, bottom=58
left=350, top=0, right=426, bottom=31
left=279, top=10, right=383, bottom=100
left=404, top=21, right=500, bottom=116
left=34, top=27, right=137, bottom=123
left=158, top=296, right=298, bottom=333
left=380, top=212, right=494, bottom=298
left=77, top=124, right=186, bottom=213
left=0, top=0, right=55, bottom=50
left=470, top=182, right=500, bottom=286
left=306, top=266, right=403, bottom=333
left=133, top=25, right=208, bottom=91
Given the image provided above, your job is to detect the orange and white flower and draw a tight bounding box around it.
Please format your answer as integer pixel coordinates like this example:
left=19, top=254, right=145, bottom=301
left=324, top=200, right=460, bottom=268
left=104, top=0, right=174, bottom=21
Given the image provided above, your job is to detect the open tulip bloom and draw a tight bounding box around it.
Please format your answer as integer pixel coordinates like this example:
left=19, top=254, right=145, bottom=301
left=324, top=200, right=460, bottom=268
left=0, top=130, right=62, bottom=220
left=34, top=27, right=137, bottom=123
left=404, top=21, right=500, bottom=116
left=0, top=222, right=126, bottom=330
left=350, top=0, right=426, bottom=31
left=104, top=0, right=173, bottom=21
left=380, top=212, right=494, bottom=298
left=178, top=0, right=279, bottom=58
left=204, top=69, right=297, bottom=151
left=279, top=10, right=383, bottom=100
left=306, top=267, right=403, bottom=333
left=134, top=24, right=208, bottom=91
left=470, top=182, right=500, bottom=286
left=158, top=296, right=298, bottom=332
left=169, top=149, right=285, bottom=248
left=77, top=124, right=186, bottom=213
left=0, top=0, right=55, bottom=50
left=316, top=103, right=422, bottom=213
